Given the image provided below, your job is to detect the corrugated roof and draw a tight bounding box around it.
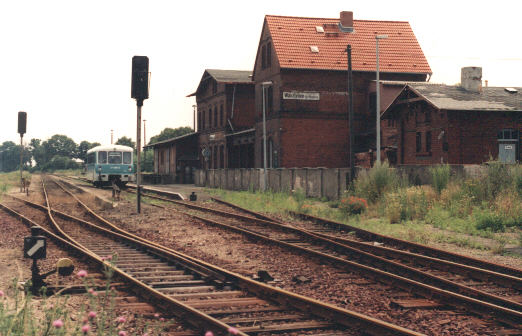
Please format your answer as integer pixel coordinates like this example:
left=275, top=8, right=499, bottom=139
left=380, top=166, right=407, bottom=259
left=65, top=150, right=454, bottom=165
left=265, top=15, right=431, bottom=74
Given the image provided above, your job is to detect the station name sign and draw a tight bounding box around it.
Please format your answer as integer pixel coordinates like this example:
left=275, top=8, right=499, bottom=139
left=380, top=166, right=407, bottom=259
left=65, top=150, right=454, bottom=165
left=283, top=91, right=320, bottom=101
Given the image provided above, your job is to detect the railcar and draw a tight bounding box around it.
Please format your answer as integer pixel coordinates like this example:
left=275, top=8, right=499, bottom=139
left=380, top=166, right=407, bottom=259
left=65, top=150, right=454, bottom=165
left=85, top=145, right=135, bottom=187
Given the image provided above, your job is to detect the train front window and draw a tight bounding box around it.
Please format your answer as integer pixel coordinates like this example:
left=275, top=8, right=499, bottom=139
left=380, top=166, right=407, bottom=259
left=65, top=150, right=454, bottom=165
left=108, top=151, right=122, bottom=164
left=87, top=153, right=95, bottom=164
left=98, top=151, right=107, bottom=164
left=123, top=152, right=132, bottom=164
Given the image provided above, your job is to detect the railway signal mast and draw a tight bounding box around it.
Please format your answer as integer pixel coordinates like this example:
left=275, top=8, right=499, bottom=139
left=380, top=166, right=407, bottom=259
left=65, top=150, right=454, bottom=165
left=131, top=56, right=149, bottom=214
left=18, top=111, right=27, bottom=192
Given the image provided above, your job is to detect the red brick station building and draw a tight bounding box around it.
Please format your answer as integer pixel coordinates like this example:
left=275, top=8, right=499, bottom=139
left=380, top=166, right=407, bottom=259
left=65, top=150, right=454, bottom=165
left=147, top=12, right=520, bottom=183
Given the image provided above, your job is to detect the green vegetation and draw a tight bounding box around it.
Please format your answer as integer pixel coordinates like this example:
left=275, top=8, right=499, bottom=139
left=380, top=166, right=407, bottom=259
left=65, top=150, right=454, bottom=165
left=1, top=127, right=191, bottom=174
left=430, top=164, right=451, bottom=194
left=210, top=161, right=522, bottom=255
left=0, top=171, right=31, bottom=199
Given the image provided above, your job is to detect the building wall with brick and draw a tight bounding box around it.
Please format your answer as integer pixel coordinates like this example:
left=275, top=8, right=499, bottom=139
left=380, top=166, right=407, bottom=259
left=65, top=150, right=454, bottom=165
left=252, top=64, right=426, bottom=167
left=391, top=99, right=521, bottom=165
left=193, top=71, right=255, bottom=169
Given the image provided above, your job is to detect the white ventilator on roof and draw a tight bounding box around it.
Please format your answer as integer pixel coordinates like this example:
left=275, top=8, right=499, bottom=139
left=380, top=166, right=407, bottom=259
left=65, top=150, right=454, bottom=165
left=310, top=46, right=319, bottom=53
left=315, top=26, right=324, bottom=33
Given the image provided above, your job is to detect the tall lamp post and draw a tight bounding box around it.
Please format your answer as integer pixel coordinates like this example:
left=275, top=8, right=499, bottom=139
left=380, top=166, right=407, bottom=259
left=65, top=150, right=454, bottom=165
left=192, top=105, right=197, bottom=132
left=375, top=34, right=387, bottom=163
left=261, top=81, right=272, bottom=191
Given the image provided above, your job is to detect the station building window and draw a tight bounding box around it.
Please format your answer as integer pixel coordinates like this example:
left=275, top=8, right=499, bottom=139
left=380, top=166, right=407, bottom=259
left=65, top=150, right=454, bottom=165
left=426, top=131, right=432, bottom=153
left=416, top=132, right=422, bottom=153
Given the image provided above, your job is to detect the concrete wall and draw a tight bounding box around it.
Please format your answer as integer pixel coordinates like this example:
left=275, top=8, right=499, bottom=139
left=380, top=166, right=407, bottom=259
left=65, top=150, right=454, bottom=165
left=195, top=164, right=487, bottom=198
left=196, top=167, right=350, bottom=199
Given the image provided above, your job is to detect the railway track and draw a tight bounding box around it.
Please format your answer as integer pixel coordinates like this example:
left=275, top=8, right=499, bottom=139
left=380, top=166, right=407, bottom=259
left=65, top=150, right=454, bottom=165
left=0, top=175, right=429, bottom=336
left=117, top=184, right=522, bottom=330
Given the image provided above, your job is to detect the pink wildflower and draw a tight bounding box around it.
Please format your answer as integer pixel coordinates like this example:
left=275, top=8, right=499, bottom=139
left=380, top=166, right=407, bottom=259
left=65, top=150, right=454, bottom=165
left=228, top=327, right=239, bottom=335
left=117, top=316, right=126, bottom=323
left=118, top=331, right=127, bottom=336
left=88, top=288, right=97, bottom=296
left=205, top=332, right=214, bottom=336
left=81, top=324, right=90, bottom=333
left=88, top=311, right=97, bottom=319
left=52, top=319, right=64, bottom=328
left=160, top=317, right=165, bottom=322
left=77, top=270, right=88, bottom=278
left=153, top=313, right=160, bottom=319
left=0, top=290, right=4, bottom=297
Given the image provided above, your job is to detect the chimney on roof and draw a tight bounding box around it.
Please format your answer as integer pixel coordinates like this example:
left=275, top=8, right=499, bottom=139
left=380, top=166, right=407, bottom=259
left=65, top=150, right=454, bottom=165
left=461, top=67, right=482, bottom=92
left=339, top=11, right=354, bottom=33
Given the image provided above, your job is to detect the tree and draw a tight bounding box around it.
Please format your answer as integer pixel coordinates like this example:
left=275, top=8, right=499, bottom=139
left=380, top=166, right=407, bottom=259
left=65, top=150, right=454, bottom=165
left=29, top=138, right=46, bottom=169
left=42, top=134, right=78, bottom=160
left=115, top=136, right=135, bottom=149
left=148, top=127, right=193, bottom=146
left=0, top=141, right=31, bottom=172
left=78, top=141, right=101, bottom=162
left=141, top=149, right=154, bottom=172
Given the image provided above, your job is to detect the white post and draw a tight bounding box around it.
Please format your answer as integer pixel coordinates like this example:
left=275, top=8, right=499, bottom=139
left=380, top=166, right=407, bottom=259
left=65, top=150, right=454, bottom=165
left=262, top=85, right=267, bottom=191
left=375, top=35, right=387, bottom=163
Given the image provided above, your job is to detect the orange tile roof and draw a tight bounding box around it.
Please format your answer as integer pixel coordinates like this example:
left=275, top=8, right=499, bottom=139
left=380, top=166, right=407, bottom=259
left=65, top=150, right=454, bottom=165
left=266, top=15, right=431, bottom=74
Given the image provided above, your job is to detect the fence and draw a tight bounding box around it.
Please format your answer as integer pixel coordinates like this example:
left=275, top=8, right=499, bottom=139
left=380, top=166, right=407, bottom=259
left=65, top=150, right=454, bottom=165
left=194, top=165, right=487, bottom=199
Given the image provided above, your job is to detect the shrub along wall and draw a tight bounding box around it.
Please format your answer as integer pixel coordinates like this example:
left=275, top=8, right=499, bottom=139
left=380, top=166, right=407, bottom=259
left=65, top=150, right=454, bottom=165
left=194, top=165, right=487, bottom=199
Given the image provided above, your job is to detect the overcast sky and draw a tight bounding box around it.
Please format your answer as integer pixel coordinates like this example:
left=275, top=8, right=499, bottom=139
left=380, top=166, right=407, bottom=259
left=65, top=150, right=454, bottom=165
left=1, top=0, right=520, bottom=147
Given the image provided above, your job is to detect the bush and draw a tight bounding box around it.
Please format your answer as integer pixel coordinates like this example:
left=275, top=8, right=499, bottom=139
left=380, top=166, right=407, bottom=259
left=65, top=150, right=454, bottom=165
left=41, top=155, right=80, bottom=171
left=339, top=196, right=368, bottom=215
left=382, top=186, right=431, bottom=223
left=482, top=161, right=511, bottom=200
left=510, top=164, right=522, bottom=196
left=474, top=209, right=506, bottom=232
left=354, top=161, right=402, bottom=203
left=430, top=164, right=451, bottom=194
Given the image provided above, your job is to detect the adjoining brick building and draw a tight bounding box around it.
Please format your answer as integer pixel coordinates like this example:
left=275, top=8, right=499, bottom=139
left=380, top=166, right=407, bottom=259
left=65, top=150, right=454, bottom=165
left=251, top=12, right=431, bottom=168
left=146, top=132, right=199, bottom=183
left=188, top=69, right=255, bottom=169
left=382, top=67, right=521, bottom=164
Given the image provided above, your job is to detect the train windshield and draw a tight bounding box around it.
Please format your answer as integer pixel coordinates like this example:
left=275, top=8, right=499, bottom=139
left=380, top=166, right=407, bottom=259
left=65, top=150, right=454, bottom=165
left=108, top=151, right=122, bottom=164
left=123, top=152, right=132, bottom=164
left=98, top=151, right=107, bottom=164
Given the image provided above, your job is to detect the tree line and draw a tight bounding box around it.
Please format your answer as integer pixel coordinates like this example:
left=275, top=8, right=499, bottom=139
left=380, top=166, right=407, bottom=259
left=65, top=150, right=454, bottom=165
left=0, top=127, right=193, bottom=172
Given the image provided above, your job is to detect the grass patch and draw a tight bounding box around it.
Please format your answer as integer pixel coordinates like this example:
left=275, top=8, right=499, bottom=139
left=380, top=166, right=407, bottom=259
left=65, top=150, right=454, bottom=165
left=208, top=162, right=521, bottom=255
left=0, top=171, right=31, bottom=199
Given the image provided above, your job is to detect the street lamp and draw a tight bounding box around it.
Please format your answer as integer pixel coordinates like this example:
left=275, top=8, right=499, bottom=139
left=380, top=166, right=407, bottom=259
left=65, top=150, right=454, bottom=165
left=375, top=34, right=387, bottom=163
left=261, top=81, right=272, bottom=191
